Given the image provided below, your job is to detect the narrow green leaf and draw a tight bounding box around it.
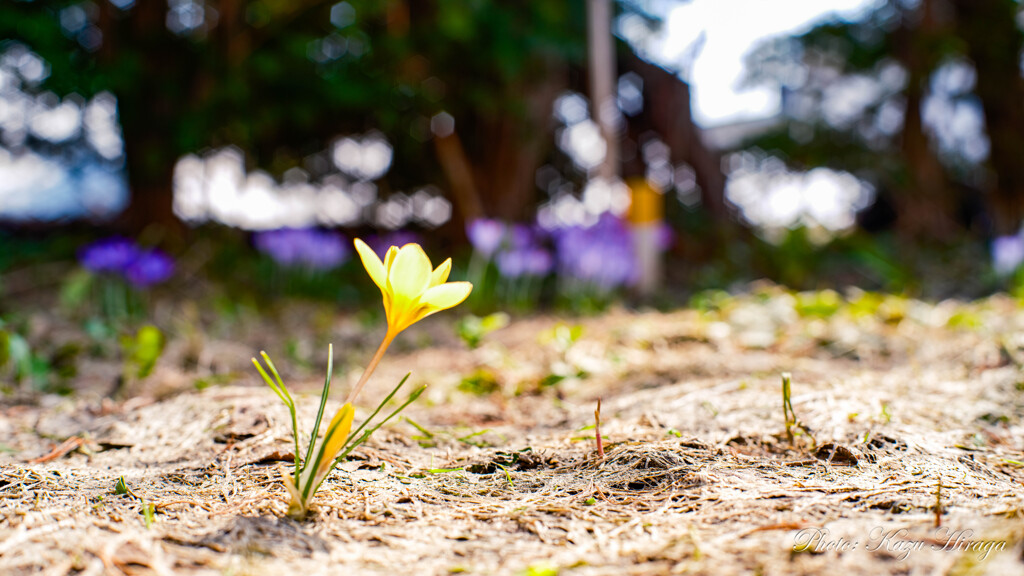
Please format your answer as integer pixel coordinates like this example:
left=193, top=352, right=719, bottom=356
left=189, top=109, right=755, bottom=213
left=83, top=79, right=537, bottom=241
left=344, top=373, right=412, bottom=446
left=304, top=344, right=334, bottom=473
left=336, top=384, right=426, bottom=464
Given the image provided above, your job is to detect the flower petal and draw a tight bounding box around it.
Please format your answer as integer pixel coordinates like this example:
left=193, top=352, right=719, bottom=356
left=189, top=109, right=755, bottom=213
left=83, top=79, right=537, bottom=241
left=354, top=239, right=386, bottom=291
left=430, top=258, right=452, bottom=286
left=420, top=282, right=473, bottom=311
left=388, top=243, right=432, bottom=298
left=383, top=245, right=398, bottom=271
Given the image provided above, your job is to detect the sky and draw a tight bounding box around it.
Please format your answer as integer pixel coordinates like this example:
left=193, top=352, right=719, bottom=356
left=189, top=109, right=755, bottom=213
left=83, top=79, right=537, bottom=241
left=655, top=0, right=879, bottom=127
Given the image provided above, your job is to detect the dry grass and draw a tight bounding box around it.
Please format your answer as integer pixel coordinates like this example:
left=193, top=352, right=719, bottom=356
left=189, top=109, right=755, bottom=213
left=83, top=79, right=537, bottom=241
left=3, top=289, right=1024, bottom=575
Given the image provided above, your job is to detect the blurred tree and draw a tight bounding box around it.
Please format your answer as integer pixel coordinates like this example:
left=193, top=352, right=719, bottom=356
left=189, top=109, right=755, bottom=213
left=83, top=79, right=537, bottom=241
left=0, top=0, right=589, bottom=232
left=2, top=0, right=723, bottom=237
left=741, top=0, right=1024, bottom=239
left=950, top=0, right=1024, bottom=235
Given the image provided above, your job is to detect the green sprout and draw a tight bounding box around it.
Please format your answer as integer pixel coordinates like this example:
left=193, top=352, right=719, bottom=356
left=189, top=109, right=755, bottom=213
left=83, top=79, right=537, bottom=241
left=456, top=312, right=510, bottom=349
left=782, top=372, right=815, bottom=447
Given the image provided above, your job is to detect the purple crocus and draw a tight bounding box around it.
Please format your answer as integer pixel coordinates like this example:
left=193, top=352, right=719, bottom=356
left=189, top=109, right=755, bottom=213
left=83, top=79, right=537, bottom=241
left=506, top=223, right=536, bottom=249
left=79, top=237, right=141, bottom=274
left=523, top=248, right=554, bottom=276
left=553, top=213, right=638, bottom=290
left=254, top=228, right=350, bottom=270
left=993, top=234, right=1024, bottom=276
left=466, top=219, right=506, bottom=257
left=124, top=249, right=176, bottom=287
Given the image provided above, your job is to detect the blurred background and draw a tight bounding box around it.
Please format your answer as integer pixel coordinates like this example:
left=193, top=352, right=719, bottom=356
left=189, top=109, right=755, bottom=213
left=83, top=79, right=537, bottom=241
left=2, top=0, right=1024, bottom=313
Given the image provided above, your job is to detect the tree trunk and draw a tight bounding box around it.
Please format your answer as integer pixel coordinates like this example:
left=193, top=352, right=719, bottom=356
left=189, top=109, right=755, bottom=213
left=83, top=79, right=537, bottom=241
left=587, top=0, right=620, bottom=184
left=952, top=0, right=1024, bottom=235
left=625, top=54, right=728, bottom=221
left=112, top=0, right=184, bottom=236
left=889, top=0, right=960, bottom=240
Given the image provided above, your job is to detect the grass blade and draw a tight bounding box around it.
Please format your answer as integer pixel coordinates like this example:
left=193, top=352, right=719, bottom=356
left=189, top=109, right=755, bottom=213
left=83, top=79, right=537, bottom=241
left=343, top=373, right=411, bottom=447
left=256, top=352, right=301, bottom=471
left=304, top=344, right=335, bottom=472
left=335, top=383, right=426, bottom=464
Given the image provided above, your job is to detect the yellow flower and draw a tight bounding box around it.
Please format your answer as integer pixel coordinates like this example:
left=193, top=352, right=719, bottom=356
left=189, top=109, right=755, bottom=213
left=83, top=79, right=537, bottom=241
left=354, top=238, right=473, bottom=337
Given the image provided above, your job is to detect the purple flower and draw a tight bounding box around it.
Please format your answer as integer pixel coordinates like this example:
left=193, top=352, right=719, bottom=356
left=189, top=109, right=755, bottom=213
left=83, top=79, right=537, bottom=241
left=993, top=234, right=1024, bottom=276
left=79, top=237, right=141, bottom=273
left=497, top=249, right=553, bottom=279
left=553, top=214, right=637, bottom=290
left=254, top=228, right=350, bottom=270
left=523, top=248, right=553, bottom=276
left=507, top=224, right=536, bottom=249
left=466, top=219, right=506, bottom=257
left=124, top=249, right=175, bottom=287
left=366, top=229, right=424, bottom=259
left=495, top=250, right=527, bottom=278
left=658, top=222, right=676, bottom=251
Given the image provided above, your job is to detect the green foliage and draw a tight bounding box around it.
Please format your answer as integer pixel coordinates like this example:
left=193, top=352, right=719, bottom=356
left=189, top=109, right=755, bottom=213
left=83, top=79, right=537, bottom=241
left=59, top=269, right=94, bottom=311
left=540, top=323, right=583, bottom=354
left=794, top=289, right=842, bottom=319
left=456, top=312, right=510, bottom=349
left=1, top=0, right=586, bottom=196
left=459, top=368, right=501, bottom=396
left=781, top=372, right=815, bottom=447
left=113, top=476, right=130, bottom=496
left=518, top=562, right=559, bottom=576
left=689, top=289, right=734, bottom=314
left=0, top=328, right=8, bottom=371
left=121, top=325, right=165, bottom=381
left=0, top=318, right=61, bottom=391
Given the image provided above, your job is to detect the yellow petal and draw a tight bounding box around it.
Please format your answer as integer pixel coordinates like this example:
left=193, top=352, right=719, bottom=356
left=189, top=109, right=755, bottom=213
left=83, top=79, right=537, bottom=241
left=383, top=245, right=398, bottom=272
left=430, top=258, right=452, bottom=286
left=421, top=281, right=473, bottom=311
left=316, top=402, right=355, bottom=476
left=354, top=239, right=386, bottom=292
left=388, top=243, right=432, bottom=298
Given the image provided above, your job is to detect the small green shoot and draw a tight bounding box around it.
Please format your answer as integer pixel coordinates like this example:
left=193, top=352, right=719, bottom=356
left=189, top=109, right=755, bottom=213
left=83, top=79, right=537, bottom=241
left=142, top=501, right=155, bottom=529
left=519, top=562, right=558, bottom=576
left=457, top=429, right=496, bottom=447
left=112, top=476, right=156, bottom=528
left=496, top=463, right=514, bottom=489
left=425, top=467, right=464, bottom=474
left=782, top=372, right=815, bottom=447
left=456, top=312, right=510, bottom=349
left=459, top=369, right=501, bottom=395
left=879, top=401, right=892, bottom=424
left=541, top=323, right=584, bottom=353
left=405, top=417, right=436, bottom=447
left=120, top=324, right=164, bottom=382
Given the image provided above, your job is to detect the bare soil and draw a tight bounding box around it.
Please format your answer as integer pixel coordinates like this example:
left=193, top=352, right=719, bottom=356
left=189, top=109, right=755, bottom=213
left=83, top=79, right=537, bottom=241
left=3, top=287, right=1024, bottom=575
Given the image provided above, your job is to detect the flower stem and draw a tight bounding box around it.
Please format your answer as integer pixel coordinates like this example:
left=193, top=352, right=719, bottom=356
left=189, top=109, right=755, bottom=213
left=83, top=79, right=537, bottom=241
left=345, top=331, right=395, bottom=404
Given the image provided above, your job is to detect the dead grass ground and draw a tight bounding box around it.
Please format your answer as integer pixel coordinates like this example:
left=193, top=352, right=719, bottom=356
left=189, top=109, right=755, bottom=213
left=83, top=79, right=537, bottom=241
left=2, top=286, right=1024, bottom=575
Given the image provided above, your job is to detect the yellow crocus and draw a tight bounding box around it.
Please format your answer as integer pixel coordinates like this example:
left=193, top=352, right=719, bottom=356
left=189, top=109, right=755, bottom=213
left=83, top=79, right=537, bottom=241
left=346, top=238, right=472, bottom=403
